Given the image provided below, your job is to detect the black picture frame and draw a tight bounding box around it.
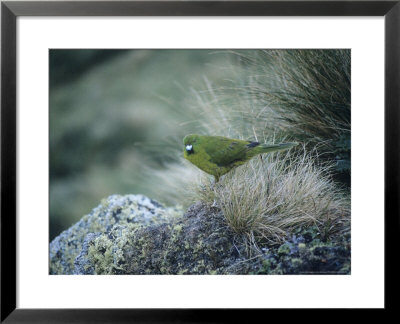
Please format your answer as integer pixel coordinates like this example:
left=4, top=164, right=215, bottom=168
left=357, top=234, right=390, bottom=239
left=1, top=0, right=399, bottom=322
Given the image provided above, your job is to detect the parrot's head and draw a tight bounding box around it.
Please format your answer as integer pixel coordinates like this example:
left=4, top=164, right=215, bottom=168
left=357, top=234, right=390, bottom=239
left=183, top=134, right=201, bottom=158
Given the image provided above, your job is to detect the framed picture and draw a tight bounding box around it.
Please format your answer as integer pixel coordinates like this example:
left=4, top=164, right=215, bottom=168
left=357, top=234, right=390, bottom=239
left=1, top=0, right=398, bottom=321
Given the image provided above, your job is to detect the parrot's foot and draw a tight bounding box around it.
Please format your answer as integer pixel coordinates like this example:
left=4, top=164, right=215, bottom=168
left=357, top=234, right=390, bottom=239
left=210, top=182, right=215, bottom=190
left=210, top=177, right=219, bottom=190
left=211, top=199, right=219, bottom=208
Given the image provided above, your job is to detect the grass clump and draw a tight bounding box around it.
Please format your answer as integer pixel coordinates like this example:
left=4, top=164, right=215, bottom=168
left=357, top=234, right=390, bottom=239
left=195, top=147, right=350, bottom=250
left=231, top=50, right=350, bottom=146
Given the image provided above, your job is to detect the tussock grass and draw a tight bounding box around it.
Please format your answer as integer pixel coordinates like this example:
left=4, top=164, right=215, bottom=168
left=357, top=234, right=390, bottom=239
left=194, top=147, right=350, bottom=249
left=246, top=50, right=350, bottom=155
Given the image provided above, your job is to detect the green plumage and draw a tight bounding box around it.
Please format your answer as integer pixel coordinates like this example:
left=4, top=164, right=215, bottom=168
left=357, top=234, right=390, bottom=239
left=183, top=134, right=298, bottom=182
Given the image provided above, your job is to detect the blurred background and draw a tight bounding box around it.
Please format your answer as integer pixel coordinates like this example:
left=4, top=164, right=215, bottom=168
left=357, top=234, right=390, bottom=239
left=49, top=49, right=239, bottom=241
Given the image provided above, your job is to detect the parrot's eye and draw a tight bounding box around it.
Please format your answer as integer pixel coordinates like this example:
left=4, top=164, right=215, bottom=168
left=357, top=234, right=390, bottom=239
left=185, top=144, right=194, bottom=154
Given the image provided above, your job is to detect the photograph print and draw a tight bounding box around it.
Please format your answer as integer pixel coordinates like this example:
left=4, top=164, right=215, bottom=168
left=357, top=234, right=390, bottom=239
left=49, top=49, right=351, bottom=275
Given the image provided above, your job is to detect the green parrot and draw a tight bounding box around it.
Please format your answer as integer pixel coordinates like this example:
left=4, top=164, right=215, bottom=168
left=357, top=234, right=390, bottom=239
left=183, top=134, right=298, bottom=182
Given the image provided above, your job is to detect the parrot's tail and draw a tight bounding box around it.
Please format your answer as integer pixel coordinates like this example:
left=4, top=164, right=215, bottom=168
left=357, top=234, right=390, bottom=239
left=258, top=142, right=299, bottom=153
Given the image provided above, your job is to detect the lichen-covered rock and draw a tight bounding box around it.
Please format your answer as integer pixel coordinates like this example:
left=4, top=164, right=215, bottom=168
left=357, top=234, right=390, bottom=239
left=49, top=194, right=183, bottom=274
left=73, top=233, right=101, bottom=275
left=50, top=194, right=350, bottom=275
left=252, top=226, right=351, bottom=274
left=77, top=202, right=251, bottom=274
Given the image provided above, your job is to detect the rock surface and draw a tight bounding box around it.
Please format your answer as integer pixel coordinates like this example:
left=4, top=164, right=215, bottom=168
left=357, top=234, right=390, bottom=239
left=50, top=194, right=350, bottom=275
left=49, top=194, right=182, bottom=274
left=72, top=201, right=250, bottom=275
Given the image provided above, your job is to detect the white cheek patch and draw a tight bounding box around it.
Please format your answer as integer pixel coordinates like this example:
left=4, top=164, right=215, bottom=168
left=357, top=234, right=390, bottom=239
left=186, top=145, right=193, bottom=151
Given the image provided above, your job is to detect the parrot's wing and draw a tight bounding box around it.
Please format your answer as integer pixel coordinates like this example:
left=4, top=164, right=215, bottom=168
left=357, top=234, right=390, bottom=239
left=203, top=137, right=254, bottom=167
